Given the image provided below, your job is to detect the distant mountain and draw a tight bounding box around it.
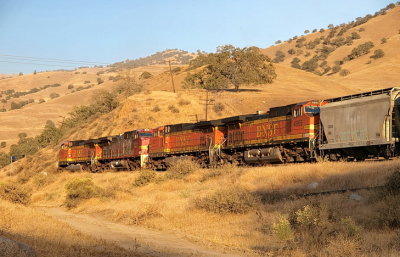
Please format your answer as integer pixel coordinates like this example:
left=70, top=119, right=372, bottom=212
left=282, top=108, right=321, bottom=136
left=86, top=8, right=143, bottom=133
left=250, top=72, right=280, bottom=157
left=111, top=49, right=197, bottom=69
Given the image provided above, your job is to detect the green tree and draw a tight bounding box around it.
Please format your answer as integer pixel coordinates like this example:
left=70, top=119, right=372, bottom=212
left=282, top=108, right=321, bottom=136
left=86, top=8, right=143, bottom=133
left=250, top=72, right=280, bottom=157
left=184, top=45, right=276, bottom=91
left=37, top=120, right=62, bottom=147
left=0, top=152, right=10, bottom=169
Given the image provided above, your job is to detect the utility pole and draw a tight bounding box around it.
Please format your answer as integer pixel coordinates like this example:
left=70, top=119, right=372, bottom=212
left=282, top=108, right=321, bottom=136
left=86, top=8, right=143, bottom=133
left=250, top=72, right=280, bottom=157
left=205, top=90, right=209, bottom=121
left=201, top=90, right=214, bottom=121
left=168, top=60, right=176, bottom=93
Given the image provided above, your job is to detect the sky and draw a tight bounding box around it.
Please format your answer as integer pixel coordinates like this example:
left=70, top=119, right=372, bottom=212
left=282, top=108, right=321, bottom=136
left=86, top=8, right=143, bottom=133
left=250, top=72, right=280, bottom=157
left=0, top=0, right=395, bottom=74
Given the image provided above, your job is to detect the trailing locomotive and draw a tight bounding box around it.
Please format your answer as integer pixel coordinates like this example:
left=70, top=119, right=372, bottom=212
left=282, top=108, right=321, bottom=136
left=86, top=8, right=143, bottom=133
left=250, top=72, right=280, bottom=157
left=58, top=87, right=400, bottom=171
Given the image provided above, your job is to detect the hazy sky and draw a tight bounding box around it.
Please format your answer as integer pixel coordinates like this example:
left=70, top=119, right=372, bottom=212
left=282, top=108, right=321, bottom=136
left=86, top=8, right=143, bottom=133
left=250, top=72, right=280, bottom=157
left=0, top=0, right=394, bottom=74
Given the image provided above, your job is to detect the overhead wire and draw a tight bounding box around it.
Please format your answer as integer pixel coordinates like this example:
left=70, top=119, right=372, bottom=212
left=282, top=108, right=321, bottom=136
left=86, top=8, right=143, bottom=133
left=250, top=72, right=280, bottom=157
left=0, top=54, right=109, bottom=66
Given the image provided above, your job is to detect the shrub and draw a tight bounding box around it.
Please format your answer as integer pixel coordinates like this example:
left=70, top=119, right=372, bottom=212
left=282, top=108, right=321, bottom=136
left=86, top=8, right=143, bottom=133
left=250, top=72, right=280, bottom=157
left=385, top=170, right=400, bottom=195
left=167, top=105, right=179, bottom=113
left=275, top=40, right=282, bottom=44
left=139, top=71, right=153, bottom=79
left=49, top=92, right=60, bottom=99
left=0, top=142, right=6, bottom=148
left=68, top=84, right=74, bottom=89
left=347, top=41, right=374, bottom=60
left=133, top=170, right=157, bottom=187
left=178, top=99, right=191, bottom=106
left=339, top=69, right=350, bottom=76
left=213, top=103, right=225, bottom=113
left=194, top=187, right=257, bottom=214
left=351, top=32, right=361, bottom=40
left=291, top=57, right=301, bottom=69
left=301, top=56, right=319, bottom=72
left=0, top=108, right=5, bottom=112
left=272, top=50, right=286, bottom=63
left=64, top=178, right=101, bottom=208
left=381, top=38, right=387, bottom=44
left=359, top=27, right=365, bottom=32
left=332, top=65, right=342, bottom=73
left=151, top=106, right=161, bottom=112
left=0, top=182, right=31, bottom=205
left=38, top=99, right=45, bottom=103
left=84, top=80, right=91, bottom=84
left=171, top=67, right=181, bottom=73
left=287, top=49, right=296, bottom=55
left=304, top=29, right=310, bottom=34
left=272, top=215, right=294, bottom=242
left=166, top=158, right=199, bottom=179
left=97, top=78, right=104, bottom=84
left=370, top=49, right=384, bottom=59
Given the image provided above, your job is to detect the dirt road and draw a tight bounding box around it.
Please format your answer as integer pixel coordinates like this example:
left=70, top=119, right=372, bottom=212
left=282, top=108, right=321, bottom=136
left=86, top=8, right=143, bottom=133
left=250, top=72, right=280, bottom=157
left=39, top=207, right=242, bottom=257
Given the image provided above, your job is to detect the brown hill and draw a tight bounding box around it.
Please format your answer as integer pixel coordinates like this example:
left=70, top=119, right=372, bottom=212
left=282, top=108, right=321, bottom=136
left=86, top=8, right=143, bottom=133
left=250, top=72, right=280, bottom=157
left=1, top=4, right=399, bottom=152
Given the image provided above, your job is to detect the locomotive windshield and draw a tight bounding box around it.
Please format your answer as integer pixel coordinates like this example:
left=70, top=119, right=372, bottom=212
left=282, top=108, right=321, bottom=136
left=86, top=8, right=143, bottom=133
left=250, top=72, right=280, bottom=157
left=305, top=106, right=320, bottom=114
left=140, top=132, right=153, bottom=137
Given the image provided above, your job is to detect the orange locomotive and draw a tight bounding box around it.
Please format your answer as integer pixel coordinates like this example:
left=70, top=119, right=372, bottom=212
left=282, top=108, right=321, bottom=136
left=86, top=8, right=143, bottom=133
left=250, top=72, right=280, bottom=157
left=148, top=121, right=225, bottom=169
left=221, top=100, right=326, bottom=164
left=58, top=100, right=327, bottom=170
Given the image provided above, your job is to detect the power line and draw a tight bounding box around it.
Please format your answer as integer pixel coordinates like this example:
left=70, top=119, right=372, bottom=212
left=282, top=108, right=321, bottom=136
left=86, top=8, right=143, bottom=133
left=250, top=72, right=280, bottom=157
left=0, top=54, right=109, bottom=65
left=0, top=60, right=78, bottom=68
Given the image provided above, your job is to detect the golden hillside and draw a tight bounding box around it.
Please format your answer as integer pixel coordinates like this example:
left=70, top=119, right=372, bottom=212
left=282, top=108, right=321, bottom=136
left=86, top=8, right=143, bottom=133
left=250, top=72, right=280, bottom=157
left=1, top=4, right=399, bottom=152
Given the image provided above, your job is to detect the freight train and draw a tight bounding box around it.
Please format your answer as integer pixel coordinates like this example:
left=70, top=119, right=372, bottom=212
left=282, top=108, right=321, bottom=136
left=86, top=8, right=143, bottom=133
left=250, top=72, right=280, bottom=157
left=58, top=87, right=400, bottom=172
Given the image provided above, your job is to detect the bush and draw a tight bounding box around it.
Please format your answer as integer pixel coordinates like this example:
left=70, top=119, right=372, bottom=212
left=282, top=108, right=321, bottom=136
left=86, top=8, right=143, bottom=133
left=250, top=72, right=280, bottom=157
left=301, top=56, right=319, bottom=72
left=97, top=78, right=104, bottom=84
left=139, top=71, right=153, bottom=79
left=381, top=38, right=387, bottom=44
left=151, top=106, right=161, bottom=112
left=339, top=69, right=350, bottom=76
left=275, top=40, right=282, bottom=44
left=272, top=215, right=294, bottom=242
left=359, top=27, right=365, bottom=32
left=213, top=103, right=225, bottom=113
left=287, top=49, right=296, bottom=55
left=166, top=158, right=199, bottom=179
left=0, top=108, right=6, bottom=112
left=332, top=65, right=342, bottom=73
left=194, top=187, right=257, bottom=214
left=304, top=30, right=310, bottom=34
left=133, top=170, right=157, bottom=187
left=351, top=32, right=361, bottom=40
left=272, top=51, right=285, bottom=63
left=167, top=105, right=179, bottom=113
left=370, top=49, right=384, bottom=59
left=49, top=92, right=60, bottom=99
left=171, top=67, right=181, bottom=73
left=38, top=99, right=45, bottom=103
left=178, top=99, right=191, bottom=106
left=65, top=178, right=101, bottom=208
left=84, top=80, right=91, bottom=84
left=291, top=57, right=301, bottom=69
left=0, top=142, right=6, bottom=148
left=0, top=182, right=31, bottom=205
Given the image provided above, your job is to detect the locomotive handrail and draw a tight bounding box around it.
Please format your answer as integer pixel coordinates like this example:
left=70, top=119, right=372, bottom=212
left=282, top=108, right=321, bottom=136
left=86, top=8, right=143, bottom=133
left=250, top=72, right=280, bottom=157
left=325, top=87, right=396, bottom=103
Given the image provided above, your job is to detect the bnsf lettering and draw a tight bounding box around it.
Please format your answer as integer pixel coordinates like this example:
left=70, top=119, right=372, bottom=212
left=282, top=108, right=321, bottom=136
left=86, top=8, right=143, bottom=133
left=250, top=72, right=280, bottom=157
left=176, top=135, right=191, bottom=146
left=256, top=123, right=279, bottom=138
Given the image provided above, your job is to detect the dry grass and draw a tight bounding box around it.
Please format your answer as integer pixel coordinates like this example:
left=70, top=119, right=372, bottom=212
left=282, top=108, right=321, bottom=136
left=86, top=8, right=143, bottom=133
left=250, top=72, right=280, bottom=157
left=2, top=155, right=400, bottom=256
left=0, top=200, right=142, bottom=257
